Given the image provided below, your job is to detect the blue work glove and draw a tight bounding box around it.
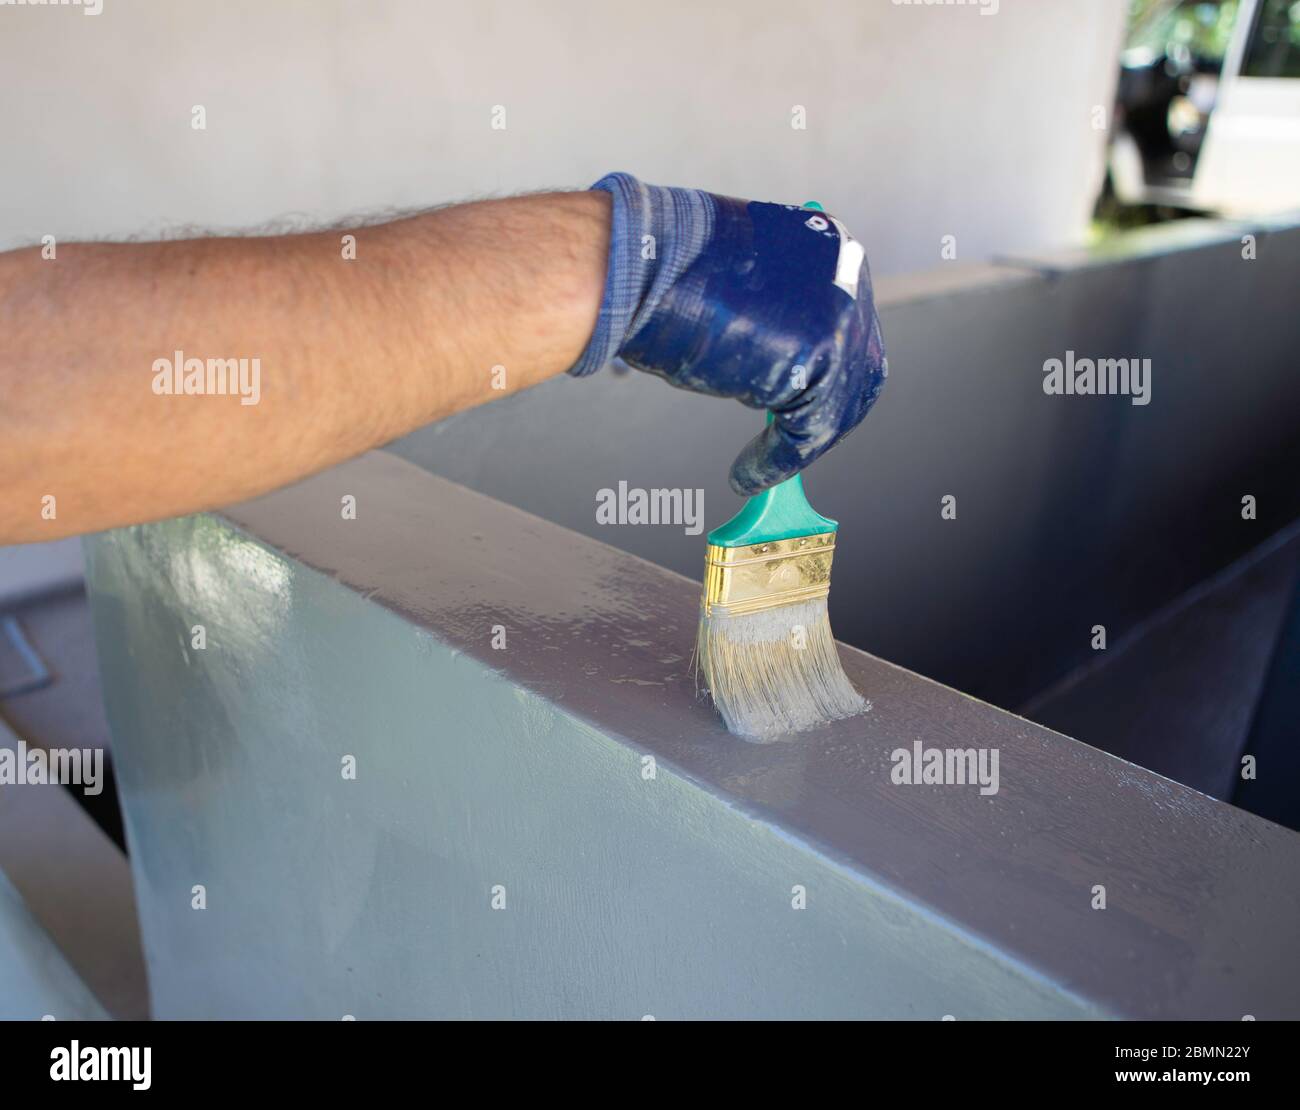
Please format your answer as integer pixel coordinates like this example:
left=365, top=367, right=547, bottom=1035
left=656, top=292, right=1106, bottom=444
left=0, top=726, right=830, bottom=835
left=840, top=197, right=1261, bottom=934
left=567, top=172, right=887, bottom=495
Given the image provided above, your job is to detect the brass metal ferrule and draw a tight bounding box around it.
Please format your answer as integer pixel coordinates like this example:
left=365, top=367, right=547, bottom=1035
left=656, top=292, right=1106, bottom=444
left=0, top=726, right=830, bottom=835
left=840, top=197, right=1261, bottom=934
left=702, top=532, right=837, bottom=617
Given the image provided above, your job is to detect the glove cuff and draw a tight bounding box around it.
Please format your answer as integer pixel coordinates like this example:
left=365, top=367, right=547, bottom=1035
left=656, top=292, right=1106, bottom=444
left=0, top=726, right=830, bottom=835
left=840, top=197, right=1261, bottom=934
left=565, top=172, right=715, bottom=377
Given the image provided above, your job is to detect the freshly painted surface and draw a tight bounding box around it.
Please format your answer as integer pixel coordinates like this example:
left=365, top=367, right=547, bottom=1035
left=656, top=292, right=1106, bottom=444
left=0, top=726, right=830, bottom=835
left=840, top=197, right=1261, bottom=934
left=84, top=453, right=1300, bottom=1019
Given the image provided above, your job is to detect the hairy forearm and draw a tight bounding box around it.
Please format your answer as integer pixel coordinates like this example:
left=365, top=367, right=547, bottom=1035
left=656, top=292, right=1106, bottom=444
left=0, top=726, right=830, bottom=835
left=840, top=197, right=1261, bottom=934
left=0, top=190, right=609, bottom=543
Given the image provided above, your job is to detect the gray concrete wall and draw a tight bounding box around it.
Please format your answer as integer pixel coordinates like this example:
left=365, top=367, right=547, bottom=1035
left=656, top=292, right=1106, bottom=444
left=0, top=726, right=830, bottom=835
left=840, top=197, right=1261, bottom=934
left=391, top=217, right=1300, bottom=708
left=0, top=0, right=1124, bottom=278
left=83, top=452, right=1300, bottom=1019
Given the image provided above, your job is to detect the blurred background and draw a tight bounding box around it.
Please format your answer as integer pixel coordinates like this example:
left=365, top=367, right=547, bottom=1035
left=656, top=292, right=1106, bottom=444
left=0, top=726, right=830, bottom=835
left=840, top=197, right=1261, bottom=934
left=2, top=3, right=1298, bottom=1012
left=1096, top=0, right=1300, bottom=228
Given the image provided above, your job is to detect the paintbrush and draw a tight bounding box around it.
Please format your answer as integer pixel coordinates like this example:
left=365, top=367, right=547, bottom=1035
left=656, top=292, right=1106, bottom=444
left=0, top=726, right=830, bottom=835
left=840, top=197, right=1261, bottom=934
left=696, top=433, right=866, bottom=739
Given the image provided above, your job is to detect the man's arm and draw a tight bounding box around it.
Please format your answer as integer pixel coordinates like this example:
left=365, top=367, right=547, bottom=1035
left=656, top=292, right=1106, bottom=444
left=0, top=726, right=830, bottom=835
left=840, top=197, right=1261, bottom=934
left=0, top=191, right=610, bottom=543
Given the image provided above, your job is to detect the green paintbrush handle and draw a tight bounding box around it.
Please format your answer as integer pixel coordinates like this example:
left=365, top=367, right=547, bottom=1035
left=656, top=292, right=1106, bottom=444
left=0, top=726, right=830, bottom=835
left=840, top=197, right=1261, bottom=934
left=707, top=413, right=838, bottom=547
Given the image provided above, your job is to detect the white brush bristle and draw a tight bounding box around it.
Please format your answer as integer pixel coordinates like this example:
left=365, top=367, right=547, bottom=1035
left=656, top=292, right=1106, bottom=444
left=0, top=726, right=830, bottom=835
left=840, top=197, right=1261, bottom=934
left=696, top=597, right=867, bottom=741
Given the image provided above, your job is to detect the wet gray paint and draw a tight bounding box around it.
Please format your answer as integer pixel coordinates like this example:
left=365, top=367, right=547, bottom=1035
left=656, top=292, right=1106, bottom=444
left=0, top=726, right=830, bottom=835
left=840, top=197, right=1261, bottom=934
left=84, top=452, right=1300, bottom=1018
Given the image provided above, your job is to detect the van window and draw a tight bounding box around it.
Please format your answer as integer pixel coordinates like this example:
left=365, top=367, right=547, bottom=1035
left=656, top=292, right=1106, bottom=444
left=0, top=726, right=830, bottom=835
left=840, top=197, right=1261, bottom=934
left=1241, top=0, right=1300, bottom=76
left=1125, top=0, right=1238, bottom=65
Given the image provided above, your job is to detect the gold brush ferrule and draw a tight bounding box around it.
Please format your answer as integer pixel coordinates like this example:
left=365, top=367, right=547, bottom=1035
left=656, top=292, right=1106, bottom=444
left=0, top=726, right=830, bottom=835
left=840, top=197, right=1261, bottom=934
left=701, top=532, right=837, bottom=617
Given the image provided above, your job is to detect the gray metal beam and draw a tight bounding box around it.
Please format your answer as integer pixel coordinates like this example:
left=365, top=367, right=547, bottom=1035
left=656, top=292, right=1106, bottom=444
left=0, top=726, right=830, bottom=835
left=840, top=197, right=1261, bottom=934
left=83, top=451, right=1300, bottom=1019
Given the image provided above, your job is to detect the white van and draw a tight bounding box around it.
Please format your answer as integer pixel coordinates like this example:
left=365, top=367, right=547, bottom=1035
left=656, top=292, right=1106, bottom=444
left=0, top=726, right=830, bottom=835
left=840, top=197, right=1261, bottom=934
left=1107, top=0, right=1300, bottom=216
